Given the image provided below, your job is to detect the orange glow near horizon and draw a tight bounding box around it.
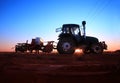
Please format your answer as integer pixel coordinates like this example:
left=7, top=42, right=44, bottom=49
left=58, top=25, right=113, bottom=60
left=0, top=41, right=120, bottom=52
left=108, top=43, right=120, bottom=51
left=0, top=42, right=15, bottom=52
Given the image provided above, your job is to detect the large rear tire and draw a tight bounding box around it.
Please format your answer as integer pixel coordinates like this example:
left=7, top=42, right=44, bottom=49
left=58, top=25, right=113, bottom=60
left=57, top=38, right=75, bottom=54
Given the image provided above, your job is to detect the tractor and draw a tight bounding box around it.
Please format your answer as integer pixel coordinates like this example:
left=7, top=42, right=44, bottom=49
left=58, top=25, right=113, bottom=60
left=56, top=21, right=107, bottom=54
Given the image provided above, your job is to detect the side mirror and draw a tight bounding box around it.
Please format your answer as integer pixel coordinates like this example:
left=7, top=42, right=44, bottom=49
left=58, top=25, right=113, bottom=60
left=56, top=27, right=62, bottom=32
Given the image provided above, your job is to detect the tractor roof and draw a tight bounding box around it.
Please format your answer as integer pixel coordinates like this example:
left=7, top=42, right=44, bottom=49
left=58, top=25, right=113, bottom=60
left=63, top=24, right=79, bottom=28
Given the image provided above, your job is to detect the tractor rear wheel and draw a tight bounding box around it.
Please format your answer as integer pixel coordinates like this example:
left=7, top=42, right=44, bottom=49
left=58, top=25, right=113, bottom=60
left=57, top=38, right=75, bottom=54
left=91, top=43, right=103, bottom=54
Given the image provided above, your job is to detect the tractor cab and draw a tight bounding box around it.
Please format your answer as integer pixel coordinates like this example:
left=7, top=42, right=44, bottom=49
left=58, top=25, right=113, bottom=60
left=62, top=24, right=81, bottom=36
left=56, top=24, right=82, bottom=41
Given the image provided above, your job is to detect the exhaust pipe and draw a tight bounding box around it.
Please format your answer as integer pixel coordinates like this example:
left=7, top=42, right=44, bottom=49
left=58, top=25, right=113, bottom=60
left=82, top=21, right=86, bottom=39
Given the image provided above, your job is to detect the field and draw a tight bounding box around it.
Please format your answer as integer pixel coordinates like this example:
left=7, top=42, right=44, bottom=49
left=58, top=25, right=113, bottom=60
left=0, top=52, right=120, bottom=83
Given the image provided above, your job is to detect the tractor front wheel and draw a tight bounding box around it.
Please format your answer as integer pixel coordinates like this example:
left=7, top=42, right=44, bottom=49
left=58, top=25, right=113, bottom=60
left=91, top=43, right=103, bottom=54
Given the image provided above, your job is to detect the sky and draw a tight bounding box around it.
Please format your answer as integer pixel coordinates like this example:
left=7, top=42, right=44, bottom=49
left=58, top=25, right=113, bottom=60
left=0, top=0, right=120, bottom=52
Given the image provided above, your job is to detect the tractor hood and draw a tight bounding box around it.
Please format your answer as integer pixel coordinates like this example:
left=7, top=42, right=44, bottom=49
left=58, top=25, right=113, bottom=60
left=85, top=36, right=99, bottom=43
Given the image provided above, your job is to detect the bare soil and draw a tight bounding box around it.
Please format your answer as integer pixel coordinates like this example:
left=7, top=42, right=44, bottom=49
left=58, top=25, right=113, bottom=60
left=0, top=52, right=120, bottom=83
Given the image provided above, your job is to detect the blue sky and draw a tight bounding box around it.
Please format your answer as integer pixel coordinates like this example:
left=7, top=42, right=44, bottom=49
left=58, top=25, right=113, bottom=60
left=0, top=0, right=120, bottom=51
